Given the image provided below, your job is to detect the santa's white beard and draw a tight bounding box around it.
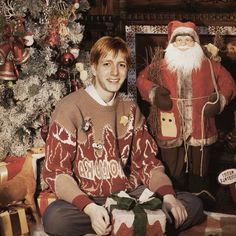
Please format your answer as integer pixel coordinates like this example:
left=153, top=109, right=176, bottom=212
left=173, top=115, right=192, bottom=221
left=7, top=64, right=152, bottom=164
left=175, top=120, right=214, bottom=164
left=165, top=43, right=205, bottom=76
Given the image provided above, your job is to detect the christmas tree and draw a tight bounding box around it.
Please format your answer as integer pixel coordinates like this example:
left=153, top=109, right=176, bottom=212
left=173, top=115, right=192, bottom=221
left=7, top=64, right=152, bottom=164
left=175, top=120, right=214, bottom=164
left=0, top=0, right=91, bottom=159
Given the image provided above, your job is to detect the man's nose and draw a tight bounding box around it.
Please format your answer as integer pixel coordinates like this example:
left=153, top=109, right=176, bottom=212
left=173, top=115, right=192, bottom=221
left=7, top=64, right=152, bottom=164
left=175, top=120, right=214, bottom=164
left=111, top=65, right=118, bottom=75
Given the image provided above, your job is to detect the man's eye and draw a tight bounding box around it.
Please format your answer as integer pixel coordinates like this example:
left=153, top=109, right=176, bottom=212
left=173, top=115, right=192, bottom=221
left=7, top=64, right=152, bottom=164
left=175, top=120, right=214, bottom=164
left=103, top=62, right=110, bottom=66
left=120, top=63, right=127, bottom=68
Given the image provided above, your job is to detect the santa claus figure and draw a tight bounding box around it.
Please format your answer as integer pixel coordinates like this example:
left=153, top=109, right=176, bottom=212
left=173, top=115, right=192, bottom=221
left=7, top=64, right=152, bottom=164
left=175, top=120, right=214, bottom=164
left=137, top=20, right=236, bottom=209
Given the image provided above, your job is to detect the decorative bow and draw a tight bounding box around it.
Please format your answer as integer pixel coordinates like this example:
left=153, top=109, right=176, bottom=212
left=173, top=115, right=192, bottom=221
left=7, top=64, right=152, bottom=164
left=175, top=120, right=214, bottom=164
left=108, top=190, right=162, bottom=236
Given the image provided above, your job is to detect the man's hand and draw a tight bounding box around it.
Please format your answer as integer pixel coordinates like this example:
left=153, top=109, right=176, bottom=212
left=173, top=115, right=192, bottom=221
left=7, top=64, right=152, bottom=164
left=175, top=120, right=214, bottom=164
left=204, top=93, right=221, bottom=117
left=150, top=86, right=173, bottom=111
left=162, top=194, right=188, bottom=229
left=83, top=203, right=112, bottom=235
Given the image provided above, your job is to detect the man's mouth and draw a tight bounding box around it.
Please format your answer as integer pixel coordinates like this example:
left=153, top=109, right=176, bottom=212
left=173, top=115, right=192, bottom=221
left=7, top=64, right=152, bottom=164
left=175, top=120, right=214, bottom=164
left=108, top=79, right=119, bottom=83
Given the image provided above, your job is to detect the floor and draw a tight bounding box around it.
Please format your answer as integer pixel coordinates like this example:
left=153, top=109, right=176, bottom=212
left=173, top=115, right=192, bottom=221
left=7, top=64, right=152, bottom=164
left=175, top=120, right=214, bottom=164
left=214, top=184, right=236, bottom=215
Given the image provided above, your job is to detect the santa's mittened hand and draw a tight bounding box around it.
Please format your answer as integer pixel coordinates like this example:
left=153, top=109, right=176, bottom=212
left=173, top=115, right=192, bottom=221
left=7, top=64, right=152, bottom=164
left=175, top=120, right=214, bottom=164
left=204, top=93, right=221, bottom=117
left=154, top=86, right=173, bottom=111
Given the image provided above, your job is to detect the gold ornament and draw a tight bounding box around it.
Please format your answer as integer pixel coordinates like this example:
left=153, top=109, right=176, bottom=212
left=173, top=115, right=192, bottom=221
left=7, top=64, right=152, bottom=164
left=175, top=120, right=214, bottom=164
left=120, top=116, right=129, bottom=126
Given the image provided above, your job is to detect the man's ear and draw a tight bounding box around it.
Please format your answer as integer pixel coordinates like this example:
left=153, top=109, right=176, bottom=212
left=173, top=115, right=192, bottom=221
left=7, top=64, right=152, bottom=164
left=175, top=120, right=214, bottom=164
left=91, top=64, right=97, bottom=77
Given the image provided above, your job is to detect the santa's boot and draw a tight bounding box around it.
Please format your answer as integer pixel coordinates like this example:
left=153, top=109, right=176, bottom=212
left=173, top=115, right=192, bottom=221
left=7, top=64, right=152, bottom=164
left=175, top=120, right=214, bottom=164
left=188, top=174, right=216, bottom=210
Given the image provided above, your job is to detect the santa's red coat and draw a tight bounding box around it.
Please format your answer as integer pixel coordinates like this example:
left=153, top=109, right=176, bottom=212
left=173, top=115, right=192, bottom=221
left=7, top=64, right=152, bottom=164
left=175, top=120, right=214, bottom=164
left=137, top=58, right=236, bottom=146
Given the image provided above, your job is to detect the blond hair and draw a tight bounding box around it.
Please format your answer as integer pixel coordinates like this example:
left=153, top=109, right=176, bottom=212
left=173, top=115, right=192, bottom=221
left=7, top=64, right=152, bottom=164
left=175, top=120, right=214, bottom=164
left=90, top=36, right=131, bottom=67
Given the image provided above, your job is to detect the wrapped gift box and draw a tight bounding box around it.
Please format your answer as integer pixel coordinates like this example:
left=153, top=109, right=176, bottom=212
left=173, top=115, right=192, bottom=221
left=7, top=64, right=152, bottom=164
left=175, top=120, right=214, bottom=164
left=37, top=191, right=57, bottom=216
left=105, top=189, right=166, bottom=236
left=0, top=207, right=29, bottom=236
left=110, top=208, right=165, bottom=236
left=0, top=156, right=25, bottom=184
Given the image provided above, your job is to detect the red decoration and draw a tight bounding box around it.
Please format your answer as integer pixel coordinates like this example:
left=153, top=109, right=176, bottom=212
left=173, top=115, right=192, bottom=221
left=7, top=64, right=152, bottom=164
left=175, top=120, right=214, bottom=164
left=2, top=24, right=12, bottom=41
left=60, top=52, right=75, bottom=67
left=0, top=21, right=32, bottom=81
left=0, top=156, right=25, bottom=184
left=70, top=79, right=81, bottom=92
left=56, top=67, right=69, bottom=80
left=45, top=28, right=60, bottom=48
left=12, top=40, right=30, bottom=65
left=0, top=60, right=19, bottom=81
left=0, top=42, right=11, bottom=66
left=37, top=191, right=57, bottom=216
left=45, top=18, right=60, bottom=48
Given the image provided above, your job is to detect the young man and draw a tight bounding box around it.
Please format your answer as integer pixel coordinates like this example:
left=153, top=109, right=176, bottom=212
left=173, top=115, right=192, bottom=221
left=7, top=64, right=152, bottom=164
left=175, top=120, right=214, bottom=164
left=42, top=36, right=204, bottom=236
left=137, top=20, right=236, bottom=207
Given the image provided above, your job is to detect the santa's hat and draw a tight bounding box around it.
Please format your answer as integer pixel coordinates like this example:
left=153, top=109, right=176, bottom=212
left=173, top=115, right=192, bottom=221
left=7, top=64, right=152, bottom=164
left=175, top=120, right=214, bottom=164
left=167, top=20, right=200, bottom=44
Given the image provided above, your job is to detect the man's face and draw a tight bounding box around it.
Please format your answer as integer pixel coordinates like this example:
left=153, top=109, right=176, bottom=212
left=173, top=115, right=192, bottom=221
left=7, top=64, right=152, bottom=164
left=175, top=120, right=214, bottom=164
left=173, top=35, right=195, bottom=51
left=92, top=50, right=128, bottom=102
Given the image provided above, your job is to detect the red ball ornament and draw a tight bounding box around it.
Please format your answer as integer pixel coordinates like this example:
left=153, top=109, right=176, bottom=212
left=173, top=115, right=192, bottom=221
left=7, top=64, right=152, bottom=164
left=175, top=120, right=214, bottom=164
left=60, top=52, right=75, bottom=67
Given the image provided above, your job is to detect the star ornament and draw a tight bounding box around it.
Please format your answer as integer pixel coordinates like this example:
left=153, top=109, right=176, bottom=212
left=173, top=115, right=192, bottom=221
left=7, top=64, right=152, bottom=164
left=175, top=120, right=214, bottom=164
left=120, top=116, right=129, bottom=126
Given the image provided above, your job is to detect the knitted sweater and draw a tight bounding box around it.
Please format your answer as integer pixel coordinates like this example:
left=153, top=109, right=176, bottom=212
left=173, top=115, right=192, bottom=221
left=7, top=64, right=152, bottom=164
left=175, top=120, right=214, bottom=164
left=42, top=88, right=174, bottom=210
